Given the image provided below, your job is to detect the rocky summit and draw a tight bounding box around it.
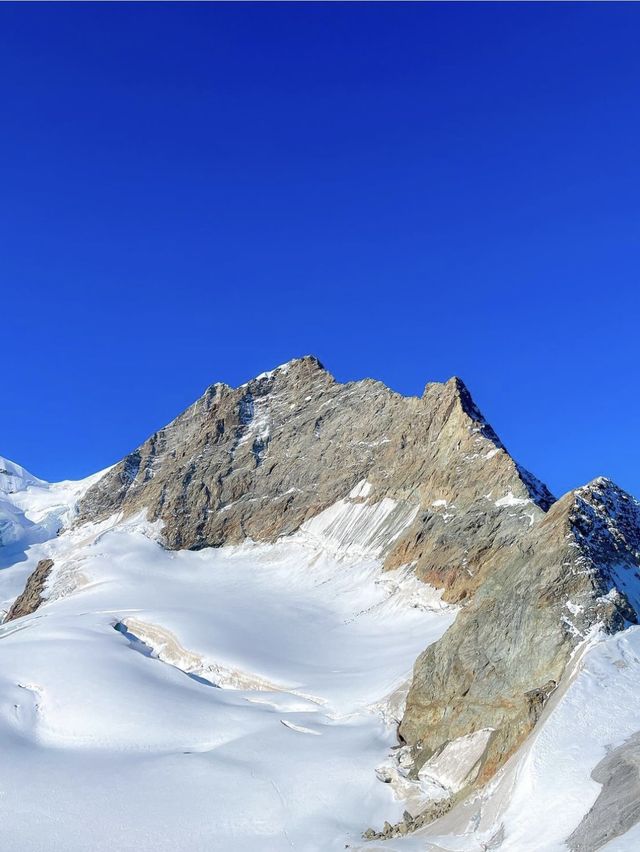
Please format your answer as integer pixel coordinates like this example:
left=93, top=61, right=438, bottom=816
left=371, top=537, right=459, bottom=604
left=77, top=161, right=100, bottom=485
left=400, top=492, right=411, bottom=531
left=3, top=356, right=640, bottom=852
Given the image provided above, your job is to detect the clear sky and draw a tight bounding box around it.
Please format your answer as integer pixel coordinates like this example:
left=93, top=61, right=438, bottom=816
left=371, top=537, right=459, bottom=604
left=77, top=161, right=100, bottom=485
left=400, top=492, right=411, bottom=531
left=1, top=2, right=639, bottom=497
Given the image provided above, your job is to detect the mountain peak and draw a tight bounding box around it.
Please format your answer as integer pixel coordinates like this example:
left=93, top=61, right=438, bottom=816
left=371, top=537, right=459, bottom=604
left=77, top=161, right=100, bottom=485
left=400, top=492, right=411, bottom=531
left=422, top=375, right=482, bottom=418
left=570, top=476, right=640, bottom=554
left=447, top=375, right=485, bottom=420
left=241, top=354, right=328, bottom=388
left=576, top=475, right=631, bottom=498
left=0, top=455, right=44, bottom=494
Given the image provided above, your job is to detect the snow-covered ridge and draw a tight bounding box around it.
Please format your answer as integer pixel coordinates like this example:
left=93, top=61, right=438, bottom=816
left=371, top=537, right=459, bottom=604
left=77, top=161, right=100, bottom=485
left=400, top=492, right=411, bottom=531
left=0, top=455, right=109, bottom=549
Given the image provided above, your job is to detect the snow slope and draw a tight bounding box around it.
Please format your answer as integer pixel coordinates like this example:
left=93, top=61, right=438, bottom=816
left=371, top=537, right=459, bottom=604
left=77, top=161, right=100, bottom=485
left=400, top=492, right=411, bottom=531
left=4, top=458, right=640, bottom=851
left=0, top=462, right=456, bottom=851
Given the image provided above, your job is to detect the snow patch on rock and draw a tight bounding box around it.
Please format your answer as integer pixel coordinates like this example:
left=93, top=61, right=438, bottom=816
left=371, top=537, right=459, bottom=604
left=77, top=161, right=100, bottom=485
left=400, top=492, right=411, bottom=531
left=418, top=728, right=494, bottom=794
left=296, top=493, right=420, bottom=559
left=495, top=491, right=531, bottom=508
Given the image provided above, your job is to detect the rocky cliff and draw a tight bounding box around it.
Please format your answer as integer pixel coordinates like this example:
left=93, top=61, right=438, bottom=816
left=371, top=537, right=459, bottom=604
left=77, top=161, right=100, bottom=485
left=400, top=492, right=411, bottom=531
left=75, top=356, right=640, bottom=814
left=401, top=477, right=640, bottom=790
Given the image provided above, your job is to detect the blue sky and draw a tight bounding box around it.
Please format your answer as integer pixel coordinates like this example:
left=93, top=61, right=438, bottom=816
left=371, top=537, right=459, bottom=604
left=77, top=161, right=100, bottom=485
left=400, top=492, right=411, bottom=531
left=1, top=3, right=639, bottom=497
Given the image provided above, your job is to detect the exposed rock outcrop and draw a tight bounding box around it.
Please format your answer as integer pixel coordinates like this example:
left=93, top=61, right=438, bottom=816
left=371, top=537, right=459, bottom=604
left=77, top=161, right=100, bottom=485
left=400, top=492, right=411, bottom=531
left=4, top=558, right=54, bottom=621
left=401, top=478, right=640, bottom=789
left=567, top=730, right=640, bottom=851
left=363, top=800, right=453, bottom=841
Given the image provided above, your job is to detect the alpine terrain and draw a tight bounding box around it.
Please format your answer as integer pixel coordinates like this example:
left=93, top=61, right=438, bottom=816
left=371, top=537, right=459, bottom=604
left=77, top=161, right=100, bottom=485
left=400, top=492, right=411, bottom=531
left=1, top=356, right=639, bottom=851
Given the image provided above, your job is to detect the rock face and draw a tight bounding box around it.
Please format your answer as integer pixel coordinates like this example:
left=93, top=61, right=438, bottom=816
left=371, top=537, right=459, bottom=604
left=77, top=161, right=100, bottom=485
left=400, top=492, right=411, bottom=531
left=75, top=356, right=640, bottom=802
left=401, top=478, right=640, bottom=784
left=5, top=558, right=54, bottom=622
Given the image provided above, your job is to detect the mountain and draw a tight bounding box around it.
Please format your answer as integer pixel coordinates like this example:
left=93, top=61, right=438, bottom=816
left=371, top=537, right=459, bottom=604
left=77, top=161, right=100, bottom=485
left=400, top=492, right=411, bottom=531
left=2, top=357, right=640, bottom=851
left=76, top=356, right=553, bottom=547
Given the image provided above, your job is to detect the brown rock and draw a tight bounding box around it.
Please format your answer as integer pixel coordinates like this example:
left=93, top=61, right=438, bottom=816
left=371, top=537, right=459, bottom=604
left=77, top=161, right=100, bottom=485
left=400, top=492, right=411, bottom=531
left=5, top=559, right=54, bottom=622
